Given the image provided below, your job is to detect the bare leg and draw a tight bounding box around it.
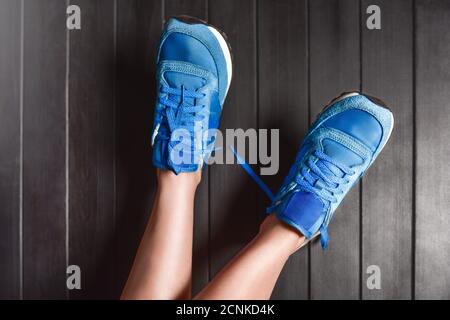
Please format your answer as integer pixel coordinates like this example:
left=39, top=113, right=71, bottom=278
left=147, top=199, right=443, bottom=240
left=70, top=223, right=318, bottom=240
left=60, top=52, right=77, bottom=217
left=195, top=214, right=306, bottom=300
left=121, top=169, right=201, bottom=300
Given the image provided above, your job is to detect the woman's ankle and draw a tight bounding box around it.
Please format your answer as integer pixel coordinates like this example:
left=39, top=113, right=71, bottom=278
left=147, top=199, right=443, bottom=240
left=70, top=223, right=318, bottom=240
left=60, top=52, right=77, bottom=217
left=157, top=167, right=202, bottom=189
left=258, top=214, right=306, bottom=255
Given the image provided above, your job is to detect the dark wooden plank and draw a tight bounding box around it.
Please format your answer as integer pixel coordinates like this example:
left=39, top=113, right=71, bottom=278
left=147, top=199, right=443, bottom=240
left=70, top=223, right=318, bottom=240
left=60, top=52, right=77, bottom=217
left=208, top=0, right=259, bottom=278
left=309, top=0, right=360, bottom=300
left=0, top=0, right=21, bottom=299
left=258, top=0, right=309, bottom=300
left=22, top=0, right=67, bottom=299
left=115, top=0, right=162, bottom=298
left=416, top=0, right=450, bottom=299
left=164, top=0, right=210, bottom=296
left=361, top=0, right=413, bottom=300
left=68, top=0, right=115, bottom=299
left=165, top=0, right=207, bottom=21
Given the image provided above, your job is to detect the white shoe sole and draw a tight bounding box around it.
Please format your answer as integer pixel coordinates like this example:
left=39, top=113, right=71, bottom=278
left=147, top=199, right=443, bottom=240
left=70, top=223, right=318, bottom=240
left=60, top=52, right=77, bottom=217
left=208, top=26, right=233, bottom=95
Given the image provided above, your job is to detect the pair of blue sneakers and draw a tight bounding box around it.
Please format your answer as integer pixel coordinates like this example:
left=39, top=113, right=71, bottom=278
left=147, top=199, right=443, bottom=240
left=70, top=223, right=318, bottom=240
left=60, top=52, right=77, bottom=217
left=151, top=17, right=394, bottom=249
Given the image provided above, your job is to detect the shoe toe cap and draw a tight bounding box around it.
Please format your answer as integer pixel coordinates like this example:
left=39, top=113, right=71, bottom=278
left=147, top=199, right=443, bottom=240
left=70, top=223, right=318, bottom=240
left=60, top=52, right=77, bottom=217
left=323, top=103, right=385, bottom=152
left=159, top=32, right=216, bottom=75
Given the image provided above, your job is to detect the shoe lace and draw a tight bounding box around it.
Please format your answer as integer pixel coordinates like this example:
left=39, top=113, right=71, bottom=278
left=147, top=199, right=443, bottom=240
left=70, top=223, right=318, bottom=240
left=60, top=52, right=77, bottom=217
left=152, top=85, right=206, bottom=160
left=295, top=150, right=354, bottom=206
left=292, top=150, right=354, bottom=247
left=231, top=147, right=355, bottom=249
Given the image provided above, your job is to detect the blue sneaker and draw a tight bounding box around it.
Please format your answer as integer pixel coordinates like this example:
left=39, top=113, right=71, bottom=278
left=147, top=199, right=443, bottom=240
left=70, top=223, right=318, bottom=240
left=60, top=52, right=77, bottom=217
left=151, top=16, right=233, bottom=174
left=232, top=92, right=394, bottom=249
left=270, top=93, right=394, bottom=248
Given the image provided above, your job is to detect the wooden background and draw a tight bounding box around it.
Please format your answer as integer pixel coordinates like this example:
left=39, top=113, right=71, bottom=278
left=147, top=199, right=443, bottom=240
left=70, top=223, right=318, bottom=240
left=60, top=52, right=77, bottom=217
left=0, top=0, right=449, bottom=300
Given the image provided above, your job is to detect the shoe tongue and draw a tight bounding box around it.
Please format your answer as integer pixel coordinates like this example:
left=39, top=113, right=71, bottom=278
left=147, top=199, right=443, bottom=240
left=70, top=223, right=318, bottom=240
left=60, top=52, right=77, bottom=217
left=281, top=191, right=325, bottom=236
left=322, top=138, right=363, bottom=167
left=164, top=71, right=205, bottom=91
left=163, top=71, right=205, bottom=106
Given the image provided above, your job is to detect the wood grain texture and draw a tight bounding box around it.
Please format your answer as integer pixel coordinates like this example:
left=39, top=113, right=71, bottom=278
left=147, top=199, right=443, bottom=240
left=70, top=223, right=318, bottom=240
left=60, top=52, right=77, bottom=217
left=309, top=0, right=361, bottom=300
left=164, top=0, right=210, bottom=296
left=1, top=0, right=449, bottom=300
left=165, top=0, right=207, bottom=22
left=208, top=0, right=259, bottom=278
left=68, top=0, right=115, bottom=299
left=361, top=0, right=413, bottom=299
left=415, top=0, right=450, bottom=299
left=22, top=0, right=67, bottom=299
left=0, top=0, right=21, bottom=299
left=115, top=0, right=162, bottom=298
left=258, top=0, right=309, bottom=300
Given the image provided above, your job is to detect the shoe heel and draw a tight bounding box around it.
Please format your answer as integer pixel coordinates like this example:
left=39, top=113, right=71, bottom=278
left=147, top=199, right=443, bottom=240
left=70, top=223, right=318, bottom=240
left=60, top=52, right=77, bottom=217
left=172, top=15, right=208, bottom=25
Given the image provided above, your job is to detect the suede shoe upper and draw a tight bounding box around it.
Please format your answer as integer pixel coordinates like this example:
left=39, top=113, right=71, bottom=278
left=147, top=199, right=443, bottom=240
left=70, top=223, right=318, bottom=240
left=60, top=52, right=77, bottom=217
left=151, top=17, right=232, bottom=174
left=270, top=94, right=394, bottom=248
